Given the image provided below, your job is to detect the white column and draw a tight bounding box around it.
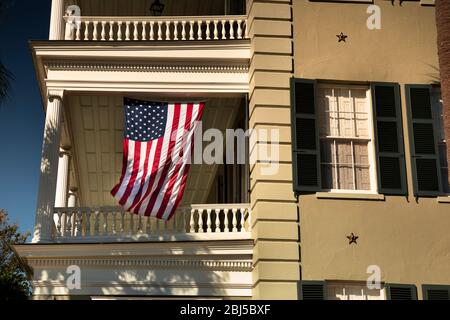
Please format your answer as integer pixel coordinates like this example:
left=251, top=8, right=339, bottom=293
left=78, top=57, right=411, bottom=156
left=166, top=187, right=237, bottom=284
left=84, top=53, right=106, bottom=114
left=68, top=188, right=78, bottom=207
left=33, top=91, right=64, bottom=243
left=54, top=148, right=71, bottom=207
left=49, top=0, right=65, bottom=40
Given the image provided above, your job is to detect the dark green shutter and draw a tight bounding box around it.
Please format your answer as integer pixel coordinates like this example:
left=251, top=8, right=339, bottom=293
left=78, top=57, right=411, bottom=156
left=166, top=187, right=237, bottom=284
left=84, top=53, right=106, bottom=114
left=291, top=78, right=321, bottom=194
left=386, top=284, right=417, bottom=300
left=406, top=85, right=442, bottom=196
left=299, top=281, right=326, bottom=300
left=422, top=285, right=450, bottom=300
left=371, top=83, right=407, bottom=195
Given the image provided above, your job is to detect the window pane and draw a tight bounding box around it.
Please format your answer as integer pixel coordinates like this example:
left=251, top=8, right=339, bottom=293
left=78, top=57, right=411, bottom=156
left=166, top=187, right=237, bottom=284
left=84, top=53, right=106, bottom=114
left=336, top=141, right=354, bottom=190
left=354, top=142, right=371, bottom=191
left=318, top=87, right=369, bottom=138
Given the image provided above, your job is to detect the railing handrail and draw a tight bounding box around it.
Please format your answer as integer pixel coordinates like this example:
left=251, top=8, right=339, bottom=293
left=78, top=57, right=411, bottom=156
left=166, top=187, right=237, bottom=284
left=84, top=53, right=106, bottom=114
left=65, top=15, right=248, bottom=23
left=54, top=204, right=251, bottom=213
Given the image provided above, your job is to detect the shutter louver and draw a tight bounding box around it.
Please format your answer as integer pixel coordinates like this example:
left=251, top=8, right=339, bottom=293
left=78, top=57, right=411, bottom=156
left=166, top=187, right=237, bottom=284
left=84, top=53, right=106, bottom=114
left=371, top=83, right=407, bottom=195
left=406, top=85, right=442, bottom=196
left=423, top=285, right=450, bottom=300
left=386, top=284, right=417, bottom=300
left=291, top=79, right=321, bottom=193
left=300, top=281, right=326, bottom=300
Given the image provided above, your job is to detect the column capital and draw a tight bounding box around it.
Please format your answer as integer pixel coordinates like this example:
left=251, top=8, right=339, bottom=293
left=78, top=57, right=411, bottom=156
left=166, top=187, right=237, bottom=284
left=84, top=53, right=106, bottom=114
left=48, top=89, right=65, bottom=102
left=59, top=147, right=72, bottom=157
left=69, top=187, right=79, bottom=195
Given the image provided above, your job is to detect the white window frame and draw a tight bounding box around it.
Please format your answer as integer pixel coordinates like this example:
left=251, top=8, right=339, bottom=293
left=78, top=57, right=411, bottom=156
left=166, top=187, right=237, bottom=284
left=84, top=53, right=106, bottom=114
left=317, top=83, right=379, bottom=194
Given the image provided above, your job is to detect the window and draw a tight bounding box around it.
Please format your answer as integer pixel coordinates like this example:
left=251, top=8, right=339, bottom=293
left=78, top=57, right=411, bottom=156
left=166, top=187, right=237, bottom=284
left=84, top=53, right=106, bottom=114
left=432, top=88, right=450, bottom=194
left=327, top=282, right=386, bottom=300
left=317, top=85, right=376, bottom=192
left=291, top=79, right=406, bottom=195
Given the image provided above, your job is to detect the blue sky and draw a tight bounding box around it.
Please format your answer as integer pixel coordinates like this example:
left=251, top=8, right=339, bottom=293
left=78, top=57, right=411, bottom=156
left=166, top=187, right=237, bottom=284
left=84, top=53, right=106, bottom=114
left=0, top=0, right=51, bottom=237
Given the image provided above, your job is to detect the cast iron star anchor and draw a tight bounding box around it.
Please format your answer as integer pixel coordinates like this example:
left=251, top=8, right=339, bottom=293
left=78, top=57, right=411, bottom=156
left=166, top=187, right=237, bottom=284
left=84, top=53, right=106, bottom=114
left=347, top=233, right=359, bottom=245
left=337, top=32, right=348, bottom=43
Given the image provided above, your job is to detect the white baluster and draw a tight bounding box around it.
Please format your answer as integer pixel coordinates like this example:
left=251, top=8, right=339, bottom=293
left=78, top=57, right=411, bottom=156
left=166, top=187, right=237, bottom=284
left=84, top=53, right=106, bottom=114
left=120, top=211, right=125, bottom=234
left=224, top=208, right=230, bottom=233
left=166, top=21, right=171, bottom=40
left=221, top=20, right=227, bottom=39
left=197, top=20, right=203, bottom=40
left=232, top=209, right=238, bottom=232
left=181, top=21, right=187, bottom=40
left=56, top=212, right=62, bottom=236
left=93, top=21, right=98, bottom=40
left=189, top=21, right=194, bottom=40
left=190, top=209, right=196, bottom=233
left=206, top=20, right=211, bottom=40
left=141, top=21, right=147, bottom=40
left=75, top=22, right=81, bottom=40
left=237, top=19, right=243, bottom=39
left=125, top=22, right=131, bottom=40
left=206, top=209, right=212, bottom=233
left=84, top=21, right=90, bottom=40
left=215, top=209, right=221, bottom=233
left=138, top=215, right=143, bottom=233
left=85, top=210, right=91, bottom=237
left=66, top=211, right=73, bottom=237
left=103, top=211, right=109, bottom=235
left=111, top=211, right=117, bottom=235
left=142, top=216, right=148, bottom=234
left=158, top=21, right=163, bottom=40
left=149, top=21, right=155, bottom=40
left=213, top=20, right=219, bottom=40
left=101, top=21, right=106, bottom=41
left=245, top=19, right=249, bottom=38
left=129, top=213, right=135, bottom=234
left=155, top=219, right=160, bottom=235
left=247, top=208, right=252, bottom=232
left=117, top=21, right=123, bottom=41
left=109, top=21, right=114, bottom=41
left=75, top=210, right=82, bottom=237
left=94, top=210, right=100, bottom=235
left=134, top=21, right=139, bottom=40
left=229, top=19, right=235, bottom=39
left=173, top=21, right=179, bottom=40
left=180, top=208, right=187, bottom=233
left=200, top=210, right=207, bottom=233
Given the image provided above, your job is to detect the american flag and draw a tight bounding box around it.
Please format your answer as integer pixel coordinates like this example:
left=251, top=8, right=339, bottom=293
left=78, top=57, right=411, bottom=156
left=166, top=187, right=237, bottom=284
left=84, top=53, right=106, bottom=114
left=111, top=98, right=205, bottom=221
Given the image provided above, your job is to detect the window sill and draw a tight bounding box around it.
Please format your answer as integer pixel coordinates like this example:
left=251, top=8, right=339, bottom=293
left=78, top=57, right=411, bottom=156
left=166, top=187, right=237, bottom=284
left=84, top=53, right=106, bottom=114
left=316, top=192, right=385, bottom=201
left=437, top=196, right=450, bottom=203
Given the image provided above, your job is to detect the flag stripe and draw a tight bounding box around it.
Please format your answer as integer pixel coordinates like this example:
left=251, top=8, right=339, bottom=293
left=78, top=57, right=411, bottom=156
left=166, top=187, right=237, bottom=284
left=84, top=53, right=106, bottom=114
left=143, top=104, right=182, bottom=217
left=156, top=104, right=193, bottom=219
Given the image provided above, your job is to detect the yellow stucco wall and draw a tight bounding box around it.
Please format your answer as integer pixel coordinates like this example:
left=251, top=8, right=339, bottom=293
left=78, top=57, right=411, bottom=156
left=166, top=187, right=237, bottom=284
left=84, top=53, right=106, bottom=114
left=293, top=0, right=450, bottom=299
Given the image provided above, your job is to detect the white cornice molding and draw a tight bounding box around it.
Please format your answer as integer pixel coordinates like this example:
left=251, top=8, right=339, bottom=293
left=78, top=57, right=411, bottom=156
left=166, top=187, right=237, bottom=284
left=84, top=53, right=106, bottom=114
left=45, top=61, right=249, bottom=73
left=28, top=258, right=253, bottom=272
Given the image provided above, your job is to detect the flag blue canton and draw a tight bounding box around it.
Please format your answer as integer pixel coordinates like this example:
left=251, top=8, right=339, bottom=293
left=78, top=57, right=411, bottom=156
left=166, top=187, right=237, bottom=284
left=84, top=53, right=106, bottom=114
left=124, top=98, right=168, bottom=142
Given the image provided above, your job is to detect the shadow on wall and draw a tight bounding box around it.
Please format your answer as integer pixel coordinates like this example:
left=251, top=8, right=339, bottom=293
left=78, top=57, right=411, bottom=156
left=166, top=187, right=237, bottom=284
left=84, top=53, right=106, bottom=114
left=32, top=244, right=244, bottom=299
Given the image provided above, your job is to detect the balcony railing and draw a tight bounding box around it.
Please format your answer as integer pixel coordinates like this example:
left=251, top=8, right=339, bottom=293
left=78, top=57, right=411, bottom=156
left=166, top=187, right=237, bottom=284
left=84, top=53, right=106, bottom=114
left=64, top=15, right=248, bottom=41
left=53, top=204, right=251, bottom=242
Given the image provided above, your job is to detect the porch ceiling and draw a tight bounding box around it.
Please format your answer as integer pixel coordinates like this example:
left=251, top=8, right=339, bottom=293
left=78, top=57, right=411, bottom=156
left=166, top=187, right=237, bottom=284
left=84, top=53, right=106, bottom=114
left=67, top=94, right=242, bottom=207
left=71, top=0, right=228, bottom=17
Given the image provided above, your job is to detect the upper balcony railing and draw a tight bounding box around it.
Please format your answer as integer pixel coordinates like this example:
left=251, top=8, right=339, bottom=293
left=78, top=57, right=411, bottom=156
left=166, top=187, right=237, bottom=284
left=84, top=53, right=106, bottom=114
left=64, top=15, right=249, bottom=42
left=53, top=204, right=251, bottom=242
